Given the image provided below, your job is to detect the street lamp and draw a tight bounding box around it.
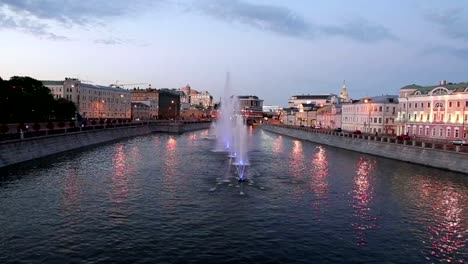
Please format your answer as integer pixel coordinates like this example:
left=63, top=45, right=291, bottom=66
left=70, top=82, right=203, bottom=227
left=364, top=98, right=371, bottom=133
left=171, top=100, right=176, bottom=122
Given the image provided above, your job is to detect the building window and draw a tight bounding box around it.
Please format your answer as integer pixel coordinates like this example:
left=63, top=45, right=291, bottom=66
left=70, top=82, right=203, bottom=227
left=425, top=127, right=429, bottom=136
left=457, top=101, right=460, bottom=107
left=418, top=126, right=423, bottom=135
left=449, top=102, right=452, bottom=107
left=455, top=128, right=459, bottom=138
left=421, top=103, right=423, bottom=108
left=447, top=128, right=451, bottom=137
left=378, top=118, right=382, bottom=123
left=439, top=128, right=443, bottom=137
left=432, top=128, right=436, bottom=136
left=420, top=114, right=423, bottom=121
left=428, top=102, right=430, bottom=107
left=379, top=106, right=382, bottom=112
left=409, top=103, right=411, bottom=108
left=456, top=114, right=459, bottom=121
left=426, top=114, right=430, bottom=121
left=386, top=106, right=389, bottom=112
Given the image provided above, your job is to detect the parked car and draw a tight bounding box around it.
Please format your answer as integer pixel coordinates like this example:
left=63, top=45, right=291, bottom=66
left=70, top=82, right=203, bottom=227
left=352, top=130, right=361, bottom=134
left=334, top=128, right=342, bottom=132
left=396, top=134, right=411, bottom=140
left=451, top=140, right=467, bottom=145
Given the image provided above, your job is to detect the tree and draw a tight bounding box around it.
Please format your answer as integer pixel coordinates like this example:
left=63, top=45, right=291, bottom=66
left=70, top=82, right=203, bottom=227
left=53, top=98, right=76, bottom=121
left=1, top=76, right=55, bottom=123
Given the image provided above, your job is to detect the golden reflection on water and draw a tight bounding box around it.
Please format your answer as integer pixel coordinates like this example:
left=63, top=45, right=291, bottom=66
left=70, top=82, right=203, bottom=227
left=109, top=144, right=130, bottom=224
left=352, top=157, right=377, bottom=246
left=289, top=140, right=305, bottom=182
left=273, top=135, right=283, bottom=154
left=62, top=167, right=79, bottom=212
left=415, top=177, right=466, bottom=263
left=310, top=146, right=329, bottom=214
left=162, top=137, right=178, bottom=209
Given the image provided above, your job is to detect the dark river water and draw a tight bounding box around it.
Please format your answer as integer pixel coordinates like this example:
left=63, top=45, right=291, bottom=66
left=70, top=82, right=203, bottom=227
left=0, top=128, right=467, bottom=264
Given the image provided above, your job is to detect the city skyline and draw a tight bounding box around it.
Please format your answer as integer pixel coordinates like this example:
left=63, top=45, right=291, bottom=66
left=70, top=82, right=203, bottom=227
left=1, top=0, right=468, bottom=106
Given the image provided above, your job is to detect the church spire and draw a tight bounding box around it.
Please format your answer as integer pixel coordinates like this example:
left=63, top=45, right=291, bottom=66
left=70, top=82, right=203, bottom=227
left=339, top=80, right=350, bottom=102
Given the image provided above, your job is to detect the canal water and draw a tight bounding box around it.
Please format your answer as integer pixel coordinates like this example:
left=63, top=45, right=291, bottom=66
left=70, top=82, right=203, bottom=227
left=0, top=128, right=466, bottom=264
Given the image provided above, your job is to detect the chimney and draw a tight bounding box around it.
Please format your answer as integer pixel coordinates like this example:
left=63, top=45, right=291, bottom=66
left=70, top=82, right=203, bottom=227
left=440, top=80, right=447, bottom=85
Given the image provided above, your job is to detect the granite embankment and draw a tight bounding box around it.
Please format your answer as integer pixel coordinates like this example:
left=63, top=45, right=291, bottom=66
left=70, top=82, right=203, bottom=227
left=0, top=121, right=211, bottom=168
left=262, top=124, right=468, bottom=175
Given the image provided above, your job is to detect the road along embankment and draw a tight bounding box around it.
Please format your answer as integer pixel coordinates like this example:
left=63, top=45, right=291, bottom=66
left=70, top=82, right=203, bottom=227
left=0, top=122, right=211, bottom=168
left=262, top=124, right=468, bottom=175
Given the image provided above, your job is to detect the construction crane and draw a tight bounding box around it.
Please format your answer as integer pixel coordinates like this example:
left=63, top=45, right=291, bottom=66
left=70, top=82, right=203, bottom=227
left=110, top=81, right=149, bottom=89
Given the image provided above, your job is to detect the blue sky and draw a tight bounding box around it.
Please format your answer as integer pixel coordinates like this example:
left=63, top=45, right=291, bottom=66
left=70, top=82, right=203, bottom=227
left=1, top=0, right=467, bottom=106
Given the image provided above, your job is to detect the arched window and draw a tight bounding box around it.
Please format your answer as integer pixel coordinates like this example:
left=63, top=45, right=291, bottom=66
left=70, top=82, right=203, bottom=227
left=464, top=87, right=468, bottom=92
left=430, top=87, right=449, bottom=95
left=414, top=91, right=421, bottom=95
left=434, top=102, right=444, bottom=108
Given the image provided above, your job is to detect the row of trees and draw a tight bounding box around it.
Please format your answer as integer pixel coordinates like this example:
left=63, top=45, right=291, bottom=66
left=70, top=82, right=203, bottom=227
left=0, top=76, right=76, bottom=123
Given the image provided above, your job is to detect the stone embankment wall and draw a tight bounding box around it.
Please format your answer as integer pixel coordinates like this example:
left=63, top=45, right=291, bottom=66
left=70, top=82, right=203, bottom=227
left=0, top=122, right=211, bottom=168
left=262, top=125, right=468, bottom=175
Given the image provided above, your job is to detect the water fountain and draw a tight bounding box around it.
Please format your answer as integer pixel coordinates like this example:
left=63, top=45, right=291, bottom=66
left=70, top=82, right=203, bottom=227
left=212, top=73, right=250, bottom=194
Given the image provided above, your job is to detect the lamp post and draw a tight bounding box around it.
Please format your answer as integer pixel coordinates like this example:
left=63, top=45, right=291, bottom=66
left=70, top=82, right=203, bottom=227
left=364, top=99, right=371, bottom=133
left=171, top=100, right=176, bottom=123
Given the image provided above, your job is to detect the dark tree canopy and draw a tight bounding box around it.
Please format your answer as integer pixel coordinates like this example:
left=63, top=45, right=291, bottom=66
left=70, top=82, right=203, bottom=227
left=0, top=76, right=76, bottom=123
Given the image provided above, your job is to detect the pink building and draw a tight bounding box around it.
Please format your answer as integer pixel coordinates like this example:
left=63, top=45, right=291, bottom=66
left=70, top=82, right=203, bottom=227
left=342, top=95, right=399, bottom=134
left=316, top=104, right=342, bottom=129
left=396, top=81, right=468, bottom=140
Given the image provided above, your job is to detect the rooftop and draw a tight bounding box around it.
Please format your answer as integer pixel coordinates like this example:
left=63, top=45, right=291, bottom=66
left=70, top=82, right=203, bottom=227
left=41, top=80, right=63, bottom=86
left=401, top=82, right=468, bottom=94
left=356, top=95, right=399, bottom=104
left=290, top=94, right=335, bottom=100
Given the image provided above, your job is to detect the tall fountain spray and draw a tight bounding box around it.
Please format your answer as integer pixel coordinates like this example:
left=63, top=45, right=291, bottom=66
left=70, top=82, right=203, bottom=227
left=213, top=73, right=250, bottom=191
left=214, top=72, right=235, bottom=152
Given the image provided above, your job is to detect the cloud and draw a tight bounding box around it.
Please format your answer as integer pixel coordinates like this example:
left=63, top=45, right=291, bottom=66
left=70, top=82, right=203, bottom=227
left=195, top=0, right=312, bottom=38
left=321, top=18, right=397, bottom=42
left=94, top=37, right=124, bottom=45
left=0, top=0, right=158, bottom=41
left=0, top=8, right=69, bottom=40
left=423, top=7, right=468, bottom=41
left=0, top=0, right=147, bottom=26
left=194, top=0, right=396, bottom=42
left=424, top=46, right=468, bottom=60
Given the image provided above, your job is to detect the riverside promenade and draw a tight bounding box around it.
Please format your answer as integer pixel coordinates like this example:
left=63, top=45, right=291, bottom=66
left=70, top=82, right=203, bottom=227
left=0, top=120, right=211, bottom=168
left=262, top=124, right=468, bottom=175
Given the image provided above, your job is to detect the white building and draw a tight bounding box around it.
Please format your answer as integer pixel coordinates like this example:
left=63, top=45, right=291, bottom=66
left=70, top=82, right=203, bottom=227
left=288, top=94, right=338, bottom=108
left=190, top=90, right=213, bottom=108
left=341, top=95, right=398, bottom=134
left=43, top=78, right=131, bottom=119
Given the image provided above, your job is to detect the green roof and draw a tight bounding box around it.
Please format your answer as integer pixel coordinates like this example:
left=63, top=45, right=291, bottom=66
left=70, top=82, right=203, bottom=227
left=41, top=80, right=63, bottom=86
left=401, top=82, right=468, bottom=94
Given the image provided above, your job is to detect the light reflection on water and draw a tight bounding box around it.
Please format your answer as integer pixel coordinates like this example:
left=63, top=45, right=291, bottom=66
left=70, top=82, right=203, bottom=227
left=0, top=129, right=467, bottom=264
left=310, top=146, right=329, bottom=215
left=109, top=145, right=130, bottom=225
left=289, top=140, right=305, bottom=187
left=351, top=157, right=378, bottom=246
left=415, top=177, right=466, bottom=263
